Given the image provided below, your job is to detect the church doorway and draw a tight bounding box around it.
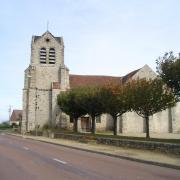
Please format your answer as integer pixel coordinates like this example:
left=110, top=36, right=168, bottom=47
left=81, top=117, right=90, bottom=131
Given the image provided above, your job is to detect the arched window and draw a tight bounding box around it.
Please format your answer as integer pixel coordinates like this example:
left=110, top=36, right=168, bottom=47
left=40, top=48, right=46, bottom=64
left=49, top=48, right=55, bottom=64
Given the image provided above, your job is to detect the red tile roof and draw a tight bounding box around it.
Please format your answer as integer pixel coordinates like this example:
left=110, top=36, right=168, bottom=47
left=10, top=110, right=22, bottom=122
left=69, top=68, right=140, bottom=89
left=69, top=74, right=122, bottom=88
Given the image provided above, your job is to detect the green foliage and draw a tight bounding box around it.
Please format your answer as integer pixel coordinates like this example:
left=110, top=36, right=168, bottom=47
left=131, top=79, right=175, bottom=117
left=0, top=121, right=11, bottom=129
left=58, top=89, right=87, bottom=118
left=57, top=88, right=87, bottom=132
left=58, top=86, right=113, bottom=134
left=57, top=78, right=176, bottom=138
left=79, top=86, right=106, bottom=116
left=130, top=78, right=176, bottom=138
left=79, top=86, right=110, bottom=134
left=104, top=84, right=131, bottom=116
left=156, top=52, right=180, bottom=101
left=103, top=84, right=132, bottom=135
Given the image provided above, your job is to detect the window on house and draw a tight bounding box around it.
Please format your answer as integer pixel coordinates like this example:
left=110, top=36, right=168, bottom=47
left=49, top=48, right=55, bottom=64
left=96, top=115, right=101, bottom=123
left=40, top=48, right=46, bottom=64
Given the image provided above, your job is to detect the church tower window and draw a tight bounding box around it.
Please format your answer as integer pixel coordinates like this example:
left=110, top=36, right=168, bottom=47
left=40, top=48, right=46, bottom=64
left=49, top=48, right=55, bottom=64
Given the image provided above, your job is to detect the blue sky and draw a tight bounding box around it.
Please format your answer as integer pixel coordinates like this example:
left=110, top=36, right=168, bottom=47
left=0, top=0, right=180, bottom=122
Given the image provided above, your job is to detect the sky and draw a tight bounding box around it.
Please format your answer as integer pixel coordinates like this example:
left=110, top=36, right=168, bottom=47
left=0, top=0, right=180, bottom=122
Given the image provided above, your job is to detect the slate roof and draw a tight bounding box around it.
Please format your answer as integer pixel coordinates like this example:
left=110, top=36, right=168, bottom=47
left=121, top=69, right=140, bottom=83
left=33, top=31, right=62, bottom=43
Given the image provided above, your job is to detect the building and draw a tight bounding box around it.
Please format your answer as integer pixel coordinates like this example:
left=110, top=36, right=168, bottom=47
left=22, top=31, right=180, bottom=134
left=9, top=110, right=22, bottom=126
left=22, top=31, right=69, bottom=132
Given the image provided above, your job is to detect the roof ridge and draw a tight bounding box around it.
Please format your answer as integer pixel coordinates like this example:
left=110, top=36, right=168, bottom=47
left=33, top=31, right=62, bottom=44
left=70, top=74, right=121, bottom=78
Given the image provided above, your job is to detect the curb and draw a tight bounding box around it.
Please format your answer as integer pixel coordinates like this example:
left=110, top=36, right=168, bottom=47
left=7, top=133, right=180, bottom=170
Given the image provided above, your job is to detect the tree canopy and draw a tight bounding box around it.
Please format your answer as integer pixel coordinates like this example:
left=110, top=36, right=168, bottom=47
left=78, top=86, right=107, bottom=134
left=103, top=84, right=131, bottom=135
left=57, top=78, right=176, bottom=138
left=130, top=78, right=176, bottom=138
left=57, top=89, right=86, bottom=132
left=156, top=52, right=180, bottom=101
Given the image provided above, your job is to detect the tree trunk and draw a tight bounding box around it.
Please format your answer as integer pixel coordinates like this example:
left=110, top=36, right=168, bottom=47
left=73, top=117, right=78, bottom=133
left=113, top=115, right=117, bottom=136
left=91, top=115, right=96, bottom=134
left=119, top=115, right=123, bottom=134
left=168, top=107, right=173, bottom=133
left=145, top=116, right=150, bottom=139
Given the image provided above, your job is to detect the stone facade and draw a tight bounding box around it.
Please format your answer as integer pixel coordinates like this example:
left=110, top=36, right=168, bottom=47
left=22, top=31, right=69, bottom=132
left=22, top=31, right=180, bottom=134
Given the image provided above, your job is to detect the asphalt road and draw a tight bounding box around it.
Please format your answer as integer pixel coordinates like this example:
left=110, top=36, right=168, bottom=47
left=0, top=133, right=180, bottom=180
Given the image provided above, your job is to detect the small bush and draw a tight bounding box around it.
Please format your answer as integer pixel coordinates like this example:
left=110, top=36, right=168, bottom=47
left=42, top=123, right=49, bottom=130
left=0, top=122, right=11, bottom=129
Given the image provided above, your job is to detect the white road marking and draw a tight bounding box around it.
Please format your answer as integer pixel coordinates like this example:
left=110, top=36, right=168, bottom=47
left=53, top=158, right=67, bottom=165
left=23, top=146, right=29, bottom=150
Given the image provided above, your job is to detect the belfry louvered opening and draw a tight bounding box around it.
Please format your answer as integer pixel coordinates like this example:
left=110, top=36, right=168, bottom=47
left=40, top=48, right=46, bottom=64
left=49, top=48, right=55, bottom=64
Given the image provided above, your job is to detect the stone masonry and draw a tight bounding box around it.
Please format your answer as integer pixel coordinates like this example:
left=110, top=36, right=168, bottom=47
left=22, top=31, right=69, bottom=132
left=22, top=31, right=180, bottom=134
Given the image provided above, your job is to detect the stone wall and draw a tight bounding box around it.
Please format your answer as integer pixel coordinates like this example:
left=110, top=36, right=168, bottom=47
left=96, top=114, right=113, bottom=131
left=43, top=132, right=180, bottom=155
left=21, top=89, right=27, bottom=132
left=150, top=109, right=169, bottom=133
left=132, top=64, right=157, bottom=81
left=172, top=102, right=180, bottom=133
left=35, top=66, right=60, bottom=89
left=27, top=89, right=36, bottom=130
left=51, top=88, right=60, bottom=127
left=22, top=31, right=69, bottom=132
left=96, top=137, right=180, bottom=155
left=118, top=102, right=180, bottom=134
left=122, top=112, right=144, bottom=133
left=35, top=89, right=52, bottom=128
left=31, top=32, right=64, bottom=66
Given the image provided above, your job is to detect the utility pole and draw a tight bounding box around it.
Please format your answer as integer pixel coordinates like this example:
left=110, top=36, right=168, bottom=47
left=8, top=105, right=12, bottom=122
left=35, top=87, right=38, bottom=136
left=26, top=74, right=32, bottom=132
left=47, top=21, right=49, bottom=31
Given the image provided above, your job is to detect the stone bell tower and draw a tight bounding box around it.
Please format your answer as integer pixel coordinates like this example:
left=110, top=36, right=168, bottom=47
left=22, top=31, right=69, bottom=132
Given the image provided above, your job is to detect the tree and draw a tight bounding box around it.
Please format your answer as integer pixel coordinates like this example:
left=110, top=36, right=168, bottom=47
left=130, top=79, right=176, bottom=138
left=0, top=121, right=11, bottom=129
left=80, top=86, right=107, bottom=134
left=156, top=52, right=180, bottom=101
left=103, top=84, right=131, bottom=135
left=57, top=89, right=86, bottom=132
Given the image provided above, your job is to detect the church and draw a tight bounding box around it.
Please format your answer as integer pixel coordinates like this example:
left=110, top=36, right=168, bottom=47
left=22, top=31, right=180, bottom=134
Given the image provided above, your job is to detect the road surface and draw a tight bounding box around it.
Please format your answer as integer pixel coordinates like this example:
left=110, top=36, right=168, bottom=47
left=0, top=133, right=180, bottom=180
